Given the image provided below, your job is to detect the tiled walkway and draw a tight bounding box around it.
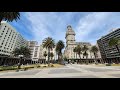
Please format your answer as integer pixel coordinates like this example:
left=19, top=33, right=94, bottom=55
left=0, top=64, right=120, bottom=78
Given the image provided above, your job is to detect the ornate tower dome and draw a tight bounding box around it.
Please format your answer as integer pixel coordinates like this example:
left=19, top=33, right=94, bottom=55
left=66, top=25, right=75, bottom=38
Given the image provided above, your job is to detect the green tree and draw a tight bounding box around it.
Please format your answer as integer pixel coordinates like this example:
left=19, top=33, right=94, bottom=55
left=56, top=40, right=65, bottom=64
left=12, top=48, right=20, bottom=57
left=12, top=46, right=31, bottom=69
left=50, top=52, right=54, bottom=60
left=12, top=46, right=31, bottom=58
left=109, top=38, right=120, bottom=55
left=63, top=56, right=67, bottom=61
left=83, top=51, right=88, bottom=59
left=91, top=46, right=98, bottom=63
left=82, top=45, right=89, bottom=59
left=109, top=37, right=120, bottom=64
left=43, top=51, right=47, bottom=64
left=42, top=37, right=55, bottom=66
left=0, top=12, right=20, bottom=24
left=73, top=47, right=77, bottom=59
left=76, top=45, right=82, bottom=59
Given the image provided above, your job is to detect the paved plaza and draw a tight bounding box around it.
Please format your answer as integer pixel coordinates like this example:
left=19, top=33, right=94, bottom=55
left=0, top=64, right=120, bottom=78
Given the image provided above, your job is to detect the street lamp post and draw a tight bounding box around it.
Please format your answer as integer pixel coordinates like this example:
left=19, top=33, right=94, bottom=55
left=18, top=55, right=24, bottom=70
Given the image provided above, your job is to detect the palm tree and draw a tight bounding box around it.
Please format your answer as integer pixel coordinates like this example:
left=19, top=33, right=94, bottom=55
left=73, top=48, right=76, bottom=59
left=73, top=47, right=77, bottom=59
left=76, top=45, right=82, bottom=59
left=0, top=12, right=20, bottom=24
left=42, top=37, right=55, bottom=66
left=43, top=51, right=47, bottom=64
left=91, top=46, right=98, bottom=64
left=109, top=37, right=120, bottom=64
left=83, top=51, right=88, bottom=64
left=56, top=40, right=65, bottom=64
left=90, top=49, right=92, bottom=58
left=82, top=45, right=89, bottom=59
left=83, top=51, right=88, bottom=59
left=50, top=52, right=54, bottom=63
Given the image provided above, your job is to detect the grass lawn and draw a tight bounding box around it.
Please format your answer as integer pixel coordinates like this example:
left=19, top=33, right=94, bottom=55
left=111, top=64, right=120, bottom=66
left=0, top=64, right=64, bottom=72
left=95, top=63, right=120, bottom=66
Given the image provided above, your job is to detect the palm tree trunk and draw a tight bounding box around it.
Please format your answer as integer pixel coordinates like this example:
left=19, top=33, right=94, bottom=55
left=86, top=55, right=88, bottom=64
left=79, top=54, right=81, bottom=59
left=74, top=52, right=75, bottom=59
left=59, top=53, right=62, bottom=64
left=76, top=53, right=77, bottom=59
left=48, top=48, right=50, bottom=66
left=90, top=52, right=92, bottom=58
left=58, top=53, right=60, bottom=63
left=94, top=53, right=96, bottom=64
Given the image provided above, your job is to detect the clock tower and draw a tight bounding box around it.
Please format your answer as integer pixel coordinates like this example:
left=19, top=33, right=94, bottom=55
left=65, top=25, right=76, bottom=59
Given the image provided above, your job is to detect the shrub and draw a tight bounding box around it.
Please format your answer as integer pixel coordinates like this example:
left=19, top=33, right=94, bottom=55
left=0, top=67, right=17, bottom=71
left=43, top=66, right=47, bottom=67
left=24, top=68, right=28, bottom=71
left=106, top=64, right=111, bottom=66
left=23, top=66, right=34, bottom=70
left=51, top=65, right=54, bottom=67
left=37, top=66, right=41, bottom=68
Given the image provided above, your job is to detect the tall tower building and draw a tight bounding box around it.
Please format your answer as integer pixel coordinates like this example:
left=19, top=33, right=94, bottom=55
left=0, top=21, right=27, bottom=56
left=65, top=25, right=76, bottom=59
left=64, top=25, right=96, bottom=60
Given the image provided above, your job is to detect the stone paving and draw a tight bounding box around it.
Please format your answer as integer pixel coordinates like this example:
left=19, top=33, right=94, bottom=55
left=0, top=64, right=120, bottom=78
left=48, top=69, right=80, bottom=74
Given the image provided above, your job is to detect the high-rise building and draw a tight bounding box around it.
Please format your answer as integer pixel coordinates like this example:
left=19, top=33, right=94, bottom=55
left=0, top=21, right=27, bottom=56
left=14, top=34, right=28, bottom=49
left=32, top=45, right=40, bottom=61
left=97, top=28, right=120, bottom=63
left=27, top=41, right=38, bottom=58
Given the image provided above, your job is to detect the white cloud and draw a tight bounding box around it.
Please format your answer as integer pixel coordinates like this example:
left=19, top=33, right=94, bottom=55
left=24, top=12, right=75, bottom=44
left=75, top=12, right=112, bottom=44
left=23, top=12, right=118, bottom=46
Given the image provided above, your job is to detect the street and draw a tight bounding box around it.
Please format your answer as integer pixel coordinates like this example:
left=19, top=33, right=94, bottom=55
left=0, top=64, right=120, bottom=78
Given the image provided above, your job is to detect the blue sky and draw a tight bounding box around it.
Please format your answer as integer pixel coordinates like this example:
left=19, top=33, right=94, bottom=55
left=9, top=12, right=120, bottom=45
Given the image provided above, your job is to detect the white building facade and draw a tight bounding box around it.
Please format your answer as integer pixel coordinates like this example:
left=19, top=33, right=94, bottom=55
left=39, top=45, right=57, bottom=61
left=32, top=45, right=40, bottom=61
left=0, top=21, right=27, bottom=56
left=27, top=41, right=38, bottom=59
left=64, top=25, right=101, bottom=59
